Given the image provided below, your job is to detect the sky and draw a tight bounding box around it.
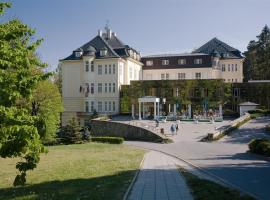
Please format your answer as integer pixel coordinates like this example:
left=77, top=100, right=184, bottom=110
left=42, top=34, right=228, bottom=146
left=2, top=0, right=270, bottom=71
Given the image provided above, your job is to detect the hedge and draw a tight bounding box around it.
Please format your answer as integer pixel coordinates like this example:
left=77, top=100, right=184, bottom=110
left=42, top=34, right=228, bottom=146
left=91, top=136, right=124, bottom=144
left=249, top=138, right=270, bottom=156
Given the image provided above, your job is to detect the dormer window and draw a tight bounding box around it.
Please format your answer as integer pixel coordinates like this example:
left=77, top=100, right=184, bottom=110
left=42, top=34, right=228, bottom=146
left=146, top=60, right=153, bottom=66
left=194, top=58, right=202, bottom=64
left=178, top=59, right=186, bottom=65
left=75, top=51, right=82, bottom=57
left=100, top=48, right=107, bottom=56
left=162, top=60, right=169, bottom=65
left=129, top=50, right=133, bottom=57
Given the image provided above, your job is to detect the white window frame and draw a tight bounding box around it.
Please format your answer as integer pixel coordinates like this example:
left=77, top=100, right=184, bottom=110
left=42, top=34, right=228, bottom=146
left=161, top=74, right=165, bottom=80
left=162, top=60, right=169, bottom=65
left=85, top=61, right=89, bottom=72
left=195, top=72, right=201, bottom=79
left=178, top=59, right=186, bottom=65
left=91, top=61, right=94, bottom=72
left=85, top=101, right=89, bottom=112
left=98, top=83, right=102, bottom=93
left=98, top=65, right=102, bottom=75
left=98, top=101, right=102, bottom=112
left=146, top=60, right=153, bottom=66
left=194, top=59, right=202, bottom=64
left=178, top=73, right=185, bottom=79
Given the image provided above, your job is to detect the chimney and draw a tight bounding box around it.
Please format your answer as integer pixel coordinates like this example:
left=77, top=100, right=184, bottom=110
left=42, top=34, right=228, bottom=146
left=98, top=29, right=102, bottom=36
left=112, top=32, right=116, bottom=37
left=107, top=29, right=112, bottom=39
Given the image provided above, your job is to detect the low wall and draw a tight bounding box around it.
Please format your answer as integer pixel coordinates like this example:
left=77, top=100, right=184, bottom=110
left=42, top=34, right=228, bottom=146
left=206, top=113, right=251, bottom=140
left=90, top=119, right=167, bottom=143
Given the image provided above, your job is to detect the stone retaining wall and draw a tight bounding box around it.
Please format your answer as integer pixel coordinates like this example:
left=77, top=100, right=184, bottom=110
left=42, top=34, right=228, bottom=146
left=90, top=119, right=167, bottom=143
left=206, top=113, right=251, bottom=140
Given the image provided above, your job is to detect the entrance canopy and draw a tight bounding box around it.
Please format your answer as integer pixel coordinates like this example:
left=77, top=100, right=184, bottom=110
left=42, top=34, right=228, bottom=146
left=138, top=96, right=160, bottom=120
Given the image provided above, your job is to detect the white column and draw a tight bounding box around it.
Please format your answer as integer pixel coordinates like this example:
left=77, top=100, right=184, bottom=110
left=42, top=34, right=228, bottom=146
left=219, top=104, right=223, bottom=117
left=154, top=102, right=156, bottom=119
left=168, top=104, right=171, bottom=113
left=138, top=102, right=141, bottom=120
left=142, top=103, right=145, bottom=119
left=132, top=104, right=135, bottom=119
left=188, top=104, right=192, bottom=118
left=157, top=102, right=160, bottom=117
left=173, top=104, right=176, bottom=116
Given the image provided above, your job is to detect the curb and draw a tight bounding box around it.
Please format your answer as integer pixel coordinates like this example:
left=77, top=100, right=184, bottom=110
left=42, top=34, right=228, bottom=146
left=122, top=152, right=147, bottom=200
left=127, top=144, right=259, bottom=200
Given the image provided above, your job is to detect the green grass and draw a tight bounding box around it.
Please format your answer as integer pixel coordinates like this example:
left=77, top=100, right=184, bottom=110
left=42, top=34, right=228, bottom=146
left=0, top=143, right=145, bottom=200
left=179, top=168, right=255, bottom=200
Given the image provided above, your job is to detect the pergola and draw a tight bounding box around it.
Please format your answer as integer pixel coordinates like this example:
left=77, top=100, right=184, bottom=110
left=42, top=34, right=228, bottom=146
left=137, top=96, right=160, bottom=120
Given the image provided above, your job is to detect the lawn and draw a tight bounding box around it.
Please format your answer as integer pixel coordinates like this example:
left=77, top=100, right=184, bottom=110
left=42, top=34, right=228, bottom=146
left=179, top=168, right=255, bottom=200
left=0, top=143, right=145, bottom=200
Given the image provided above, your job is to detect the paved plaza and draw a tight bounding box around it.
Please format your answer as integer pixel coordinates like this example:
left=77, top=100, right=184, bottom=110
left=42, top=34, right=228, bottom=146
left=126, top=117, right=270, bottom=200
left=127, top=151, right=193, bottom=200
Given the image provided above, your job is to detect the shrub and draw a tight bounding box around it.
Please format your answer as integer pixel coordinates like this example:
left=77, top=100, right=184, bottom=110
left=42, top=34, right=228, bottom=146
left=91, top=137, right=124, bottom=144
left=265, top=125, right=270, bottom=133
left=60, top=118, right=83, bottom=144
left=249, top=139, right=270, bottom=156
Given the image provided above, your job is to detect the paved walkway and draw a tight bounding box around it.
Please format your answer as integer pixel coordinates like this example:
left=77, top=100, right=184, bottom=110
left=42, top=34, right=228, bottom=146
left=128, top=151, right=193, bottom=200
left=126, top=117, right=270, bottom=200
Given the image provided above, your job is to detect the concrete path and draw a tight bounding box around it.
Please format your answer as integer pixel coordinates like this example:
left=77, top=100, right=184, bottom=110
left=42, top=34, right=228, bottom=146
left=128, top=151, right=193, bottom=200
left=126, top=117, right=270, bottom=200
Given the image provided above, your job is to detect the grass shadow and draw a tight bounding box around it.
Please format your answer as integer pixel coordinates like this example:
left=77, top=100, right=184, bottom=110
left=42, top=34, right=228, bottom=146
left=0, top=170, right=136, bottom=200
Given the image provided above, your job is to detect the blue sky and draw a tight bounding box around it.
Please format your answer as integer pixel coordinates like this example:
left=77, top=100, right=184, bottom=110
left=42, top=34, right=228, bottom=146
left=2, top=0, right=270, bottom=70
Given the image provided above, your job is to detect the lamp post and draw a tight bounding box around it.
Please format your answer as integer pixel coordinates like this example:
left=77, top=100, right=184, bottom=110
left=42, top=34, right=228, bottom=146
left=162, top=98, right=166, bottom=115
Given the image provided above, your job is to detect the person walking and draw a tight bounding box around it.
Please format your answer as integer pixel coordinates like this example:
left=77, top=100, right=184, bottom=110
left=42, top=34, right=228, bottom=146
left=175, top=124, right=179, bottom=135
left=170, top=123, right=176, bottom=135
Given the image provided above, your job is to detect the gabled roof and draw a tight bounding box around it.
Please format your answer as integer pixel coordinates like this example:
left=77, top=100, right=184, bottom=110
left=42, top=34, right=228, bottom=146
left=193, top=37, right=243, bottom=59
left=61, top=29, right=141, bottom=61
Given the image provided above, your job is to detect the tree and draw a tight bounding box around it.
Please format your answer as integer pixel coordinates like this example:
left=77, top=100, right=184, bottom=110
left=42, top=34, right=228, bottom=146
left=0, top=2, right=50, bottom=186
left=244, top=25, right=270, bottom=81
left=32, top=80, right=63, bottom=143
left=61, top=118, right=82, bottom=144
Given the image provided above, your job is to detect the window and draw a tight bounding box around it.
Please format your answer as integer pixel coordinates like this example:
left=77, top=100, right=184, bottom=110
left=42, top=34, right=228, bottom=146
left=178, top=73, right=185, bottom=79
left=113, top=83, right=116, bottom=93
left=195, top=72, right=201, bottom=79
left=235, top=64, right=238, bottom=71
left=90, top=83, right=94, bottom=94
left=109, top=102, right=112, bottom=111
left=228, top=64, right=230, bottom=71
left=113, top=101, right=115, bottom=111
left=194, top=59, right=202, bottom=64
left=85, top=101, right=89, bottom=112
left=146, top=60, right=153, bottom=66
left=75, top=51, right=81, bottom=57
left=227, top=79, right=230, bottom=82
left=109, top=83, right=111, bottom=93
left=161, top=74, right=165, bottom=80
left=105, top=83, right=107, bottom=93
left=91, top=61, right=94, bottom=72
left=98, top=83, right=102, bottom=93
left=98, top=102, right=102, bottom=112
left=166, top=73, right=169, bottom=79
left=162, top=60, right=169, bottom=65
left=98, top=65, right=102, bottom=75
left=222, top=64, right=225, bottom=71
left=113, top=64, right=116, bottom=74
left=90, top=101, right=94, bottom=112
left=235, top=79, right=237, bottom=82
left=178, top=59, right=186, bottom=65
left=109, top=65, right=112, bottom=74
left=105, top=65, right=108, bottom=74
left=85, top=61, right=89, bottom=72
left=104, top=101, right=108, bottom=112
left=232, top=64, right=234, bottom=71
left=100, top=48, right=107, bottom=56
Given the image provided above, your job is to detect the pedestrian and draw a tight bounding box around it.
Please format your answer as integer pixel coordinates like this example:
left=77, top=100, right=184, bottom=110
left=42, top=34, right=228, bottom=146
left=175, top=124, right=179, bottom=134
left=170, top=123, right=176, bottom=135
left=155, top=119, right=159, bottom=127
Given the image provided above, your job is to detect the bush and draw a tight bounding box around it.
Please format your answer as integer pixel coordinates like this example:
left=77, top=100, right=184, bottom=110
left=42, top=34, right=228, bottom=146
left=91, top=137, right=124, bottom=144
left=266, top=125, right=270, bottom=133
left=249, top=139, right=270, bottom=156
